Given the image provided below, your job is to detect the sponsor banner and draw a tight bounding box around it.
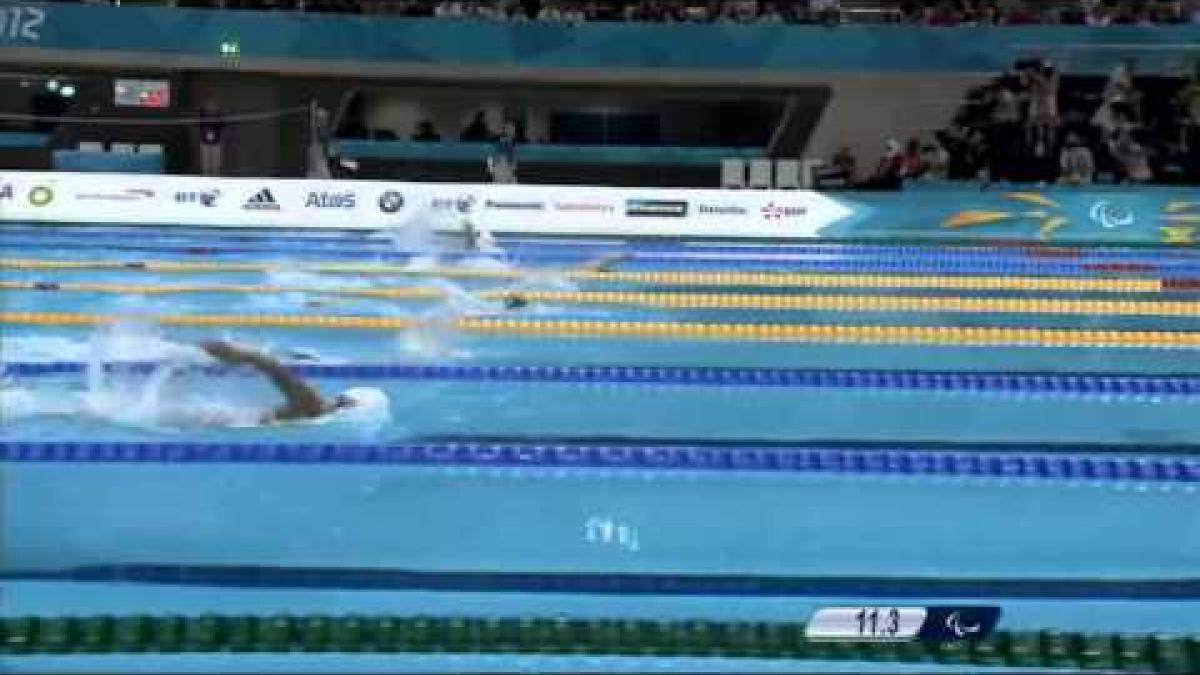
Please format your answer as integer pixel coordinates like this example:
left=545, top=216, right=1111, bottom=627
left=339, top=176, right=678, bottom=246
left=0, top=171, right=847, bottom=238
left=9, top=171, right=1190, bottom=244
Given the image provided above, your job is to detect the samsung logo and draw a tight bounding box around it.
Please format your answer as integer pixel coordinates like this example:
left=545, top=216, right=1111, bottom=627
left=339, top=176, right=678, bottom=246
left=305, top=192, right=356, bottom=209
left=698, top=205, right=748, bottom=216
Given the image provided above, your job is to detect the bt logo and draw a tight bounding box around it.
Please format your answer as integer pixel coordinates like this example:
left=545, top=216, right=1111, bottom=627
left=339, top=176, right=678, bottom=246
left=175, top=190, right=221, bottom=207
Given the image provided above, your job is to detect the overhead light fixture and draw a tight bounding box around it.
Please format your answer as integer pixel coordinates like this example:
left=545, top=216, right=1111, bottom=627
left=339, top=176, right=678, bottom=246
left=60, top=85, right=77, bottom=98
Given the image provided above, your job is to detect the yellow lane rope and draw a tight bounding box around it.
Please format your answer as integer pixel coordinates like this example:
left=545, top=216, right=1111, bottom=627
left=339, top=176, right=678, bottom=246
left=0, top=280, right=442, bottom=299
left=4, top=280, right=1197, bottom=317
left=2, top=311, right=1196, bottom=348
left=0, top=258, right=1168, bottom=293
left=486, top=290, right=1200, bottom=317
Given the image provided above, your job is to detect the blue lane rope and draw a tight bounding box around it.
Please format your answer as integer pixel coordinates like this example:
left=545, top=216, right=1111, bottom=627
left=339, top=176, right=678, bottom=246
left=2, top=441, right=1197, bottom=484
left=6, top=237, right=1200, bottom=278
left=5, top=564, right=1198, bottom=599
left=7, top=225, right=1200, bottom=261
left=7, top=362, right=1200, bottom=396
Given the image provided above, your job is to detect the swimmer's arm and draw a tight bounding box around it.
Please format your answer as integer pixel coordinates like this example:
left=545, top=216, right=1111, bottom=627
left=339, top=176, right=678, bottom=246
left=201, top=341, right=327, bottom=419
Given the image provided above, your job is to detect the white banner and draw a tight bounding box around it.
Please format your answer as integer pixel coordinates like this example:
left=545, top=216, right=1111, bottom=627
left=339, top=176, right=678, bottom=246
left=0, top=171, right=852, bottom=239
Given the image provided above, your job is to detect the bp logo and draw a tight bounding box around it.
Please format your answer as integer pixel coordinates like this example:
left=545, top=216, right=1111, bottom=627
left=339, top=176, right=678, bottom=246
left=379, top=191, right=404, bottom=214
left=1090, top=200, right=1134, bottom=229
left=28, top=186, right=54, bottom=207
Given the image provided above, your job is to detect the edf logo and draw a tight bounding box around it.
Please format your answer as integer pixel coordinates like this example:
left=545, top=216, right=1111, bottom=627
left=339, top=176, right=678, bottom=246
left=305, top=192, right=356, bottom=209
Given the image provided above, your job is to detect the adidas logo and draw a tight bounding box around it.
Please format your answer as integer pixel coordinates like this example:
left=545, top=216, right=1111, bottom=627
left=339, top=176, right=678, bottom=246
left=243, top=188, right=280, bottom=211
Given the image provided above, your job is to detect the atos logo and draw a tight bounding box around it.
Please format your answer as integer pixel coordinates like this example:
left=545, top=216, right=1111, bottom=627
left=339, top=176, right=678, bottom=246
left=305, top=192, right=356, bottom=209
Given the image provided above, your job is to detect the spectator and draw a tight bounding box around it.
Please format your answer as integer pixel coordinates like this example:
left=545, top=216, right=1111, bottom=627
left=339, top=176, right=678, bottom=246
left=487, top=120, right=519, bottom=183
left=820, top=145, right=858, bottom=185
left=1093, top=62, right=1141, bottom=133
left=1109, top=132, right=1154, bottom=183
left=921, top=142, right=949, bottom=180
left=434, top=0, right=466, bottom=16
left=500, top=0, right=528, bottom=19
left=900, top=138, right=925, bottom=178
left=198, top=101, right=224, bottom=177
left=412, top=120, right=442, bottom=142
left=461, top=111, right=493, bottom=141
left=759, top=1, right=783, bottom=22
left=1027, top=61, right=1060, bottom=155
left=537, top=0, right=563, bottom=19
left=976, top=3, right=1002, bottom=25
left=862, top=139, right=905, bottom=189
left=1004, top=3, right=1038, bottom=24
left=925, top=1, right=961, bottom=26
left=662, top=0, right=687, bottom=21
left=563, top=2, right=587, bottom=23
left=1059, top=133, right=1095, bottom=185
left=989, top=86, right=1023, bottom=180
left=809, top=0, right=840, bottom=25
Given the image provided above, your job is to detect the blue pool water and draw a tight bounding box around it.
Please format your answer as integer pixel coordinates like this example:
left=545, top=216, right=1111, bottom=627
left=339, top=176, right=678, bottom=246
left=2, top=224, right=1199, bottom=673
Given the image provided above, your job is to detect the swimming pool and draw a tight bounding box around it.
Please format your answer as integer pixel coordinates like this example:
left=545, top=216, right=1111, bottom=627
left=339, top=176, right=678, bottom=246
left=2, top=222, right=1199, bottom=673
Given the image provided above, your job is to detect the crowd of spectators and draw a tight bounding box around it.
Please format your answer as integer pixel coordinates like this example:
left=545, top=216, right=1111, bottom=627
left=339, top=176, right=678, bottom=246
left=77, top=0, right=1200, bottom=25
left=829, top=57, right=1200, bottom=188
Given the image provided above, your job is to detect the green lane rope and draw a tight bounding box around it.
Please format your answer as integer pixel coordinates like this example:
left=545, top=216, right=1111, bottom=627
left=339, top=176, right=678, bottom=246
left=2, top=615, right=1197, bottom=672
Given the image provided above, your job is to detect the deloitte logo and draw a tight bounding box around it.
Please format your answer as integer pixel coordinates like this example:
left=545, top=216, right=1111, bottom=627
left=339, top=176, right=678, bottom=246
left=28, top=186, right=54, bottom=207
left=378, top=191, right=404, bottom=214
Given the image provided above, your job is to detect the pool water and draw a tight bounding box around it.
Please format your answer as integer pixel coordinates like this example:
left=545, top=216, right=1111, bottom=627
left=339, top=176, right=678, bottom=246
left=2, top=224, right=1199, bottom=673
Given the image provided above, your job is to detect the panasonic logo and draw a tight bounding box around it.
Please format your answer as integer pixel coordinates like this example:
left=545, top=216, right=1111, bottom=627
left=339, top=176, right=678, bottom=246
left=485, top=200, right=545, bottom=211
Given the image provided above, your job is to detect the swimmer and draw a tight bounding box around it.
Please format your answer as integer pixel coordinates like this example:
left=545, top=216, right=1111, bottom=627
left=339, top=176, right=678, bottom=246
left=501, top=293, right=529, bottom=310
left=582, top=252, right=630, bottom=273
left=200, top=340, right=361, bottom=424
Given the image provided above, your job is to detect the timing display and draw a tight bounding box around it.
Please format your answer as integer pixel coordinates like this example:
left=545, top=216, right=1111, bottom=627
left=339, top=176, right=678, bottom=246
left=806, top=606, right=1002, bottom=642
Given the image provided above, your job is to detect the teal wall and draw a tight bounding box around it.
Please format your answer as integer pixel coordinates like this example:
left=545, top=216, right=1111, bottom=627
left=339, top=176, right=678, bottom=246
left=1, top=3, right=1198, bottom=73
left=333, top=140, right=762, bottom=166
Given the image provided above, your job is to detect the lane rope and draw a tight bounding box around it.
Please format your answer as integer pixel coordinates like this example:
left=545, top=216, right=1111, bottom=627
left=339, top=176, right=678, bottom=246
left=0, top=280, right=443, bottom=299
left=4, top=281, right=1200, bottom=317
left=2, top=442, right=1196, bottom=483
left=7, top=237, right=1200, bottom=277
left=0, top=259, right=1179, bottom=293
left=8, top=225, right=1200, bottom=260
left=3, top=311, right=1199, bottom=348
left=0, top=614, right=1197, bottom=670
left=8, top=362, right=1200, bottom=397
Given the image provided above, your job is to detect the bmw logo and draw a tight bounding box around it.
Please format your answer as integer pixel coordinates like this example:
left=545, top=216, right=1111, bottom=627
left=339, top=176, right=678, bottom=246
left=378, top=191, right=404, bottom=214
left=28, top=186, right=54, bottom=207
